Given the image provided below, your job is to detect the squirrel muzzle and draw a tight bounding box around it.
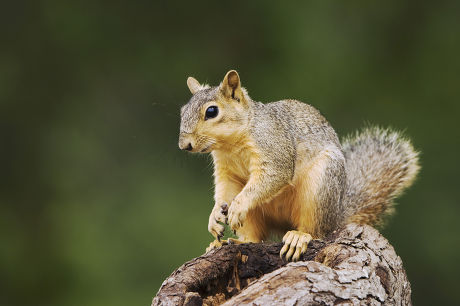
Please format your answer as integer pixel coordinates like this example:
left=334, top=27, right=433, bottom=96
left=178, top=133, right=193, bottom=151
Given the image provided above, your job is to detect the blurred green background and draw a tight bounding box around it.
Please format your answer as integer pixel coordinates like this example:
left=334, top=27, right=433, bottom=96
left=1, top=1, right=459, bottom=305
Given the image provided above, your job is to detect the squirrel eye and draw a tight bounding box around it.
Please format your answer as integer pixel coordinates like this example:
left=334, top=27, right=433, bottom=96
left=205, top=106, right=219, bottom=120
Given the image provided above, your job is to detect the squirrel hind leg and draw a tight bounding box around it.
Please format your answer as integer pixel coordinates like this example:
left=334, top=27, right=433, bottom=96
left=280, top=230, right=312, bottom=262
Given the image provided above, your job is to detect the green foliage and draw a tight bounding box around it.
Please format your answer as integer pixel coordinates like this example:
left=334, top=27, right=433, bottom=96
left=1, top=1, right=459, bottom=305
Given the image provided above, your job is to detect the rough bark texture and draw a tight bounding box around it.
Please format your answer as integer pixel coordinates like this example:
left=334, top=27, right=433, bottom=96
left=152, top=224, right=411, bottom=306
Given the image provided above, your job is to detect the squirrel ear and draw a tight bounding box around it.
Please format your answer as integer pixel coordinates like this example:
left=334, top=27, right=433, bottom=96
left=187, top=77, right=202, bottom=94
left=221, top=70, right=244, bottom=102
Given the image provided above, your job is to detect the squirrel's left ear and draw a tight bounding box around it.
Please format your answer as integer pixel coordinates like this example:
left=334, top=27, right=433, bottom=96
left=187, top=77, right=202, bottom=94
left=221, top=70, right=244, bottom=102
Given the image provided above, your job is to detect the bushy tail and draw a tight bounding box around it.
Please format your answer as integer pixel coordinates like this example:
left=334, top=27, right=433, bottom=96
left=342, top=127, right=420, bottom=226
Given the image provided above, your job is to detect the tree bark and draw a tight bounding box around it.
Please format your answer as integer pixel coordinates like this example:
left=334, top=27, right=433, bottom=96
left=152, top=223, right=411, bottom=305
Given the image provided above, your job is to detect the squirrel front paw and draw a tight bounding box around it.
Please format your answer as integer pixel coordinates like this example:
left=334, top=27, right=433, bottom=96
left=227, top=199, right=248, bottom=231
left=208, top=204, right=228, bottom=239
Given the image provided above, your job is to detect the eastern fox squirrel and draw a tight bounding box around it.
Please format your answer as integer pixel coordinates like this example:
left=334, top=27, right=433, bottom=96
left=179, top=70, right=420, bottom=261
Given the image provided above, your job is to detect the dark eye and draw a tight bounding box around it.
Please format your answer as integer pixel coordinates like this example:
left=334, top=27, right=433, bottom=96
left=205, top=106, right=219, bottom=120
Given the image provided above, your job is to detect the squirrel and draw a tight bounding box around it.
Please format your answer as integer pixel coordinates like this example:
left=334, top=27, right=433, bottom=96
left=179, top=70, right=420, bottom=261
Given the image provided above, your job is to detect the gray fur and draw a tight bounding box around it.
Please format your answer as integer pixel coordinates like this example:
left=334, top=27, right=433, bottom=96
left=249, top=99, right=347, bottom=236
left=180, top=87, right=219, bottom=133
left=342, top=127, right=420, bottom=225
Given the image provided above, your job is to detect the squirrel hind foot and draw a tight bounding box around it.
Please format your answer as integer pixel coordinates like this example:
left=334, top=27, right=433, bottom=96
left=205, top=238, right=246, bottom=253
left=280, top=230, right=312, bottom=262
left=206, top=239, right=224, bottom=253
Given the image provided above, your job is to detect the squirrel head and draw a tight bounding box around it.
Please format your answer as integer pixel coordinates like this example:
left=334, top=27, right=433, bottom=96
left=179, top=70, right=251, bottom=153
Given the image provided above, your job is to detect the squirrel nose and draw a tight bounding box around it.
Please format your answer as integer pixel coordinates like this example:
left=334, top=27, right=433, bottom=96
left=178, top=133, right=193, bottom=151
left=179, top=142, right=193, bottom=151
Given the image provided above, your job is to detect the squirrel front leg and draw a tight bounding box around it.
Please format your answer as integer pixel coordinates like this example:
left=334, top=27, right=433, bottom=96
left=208, top=169, right=242, bottom=240
left=228, top=167, right=290, bottom=232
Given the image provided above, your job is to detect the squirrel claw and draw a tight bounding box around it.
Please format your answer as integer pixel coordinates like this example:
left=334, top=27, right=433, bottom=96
left=280, top=230, right=312, bottom=262
left=220, top=203, right=229, bottom=216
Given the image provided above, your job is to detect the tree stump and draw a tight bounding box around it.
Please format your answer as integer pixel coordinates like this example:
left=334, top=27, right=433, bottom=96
left=152, top=223, right=411, bottom=305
